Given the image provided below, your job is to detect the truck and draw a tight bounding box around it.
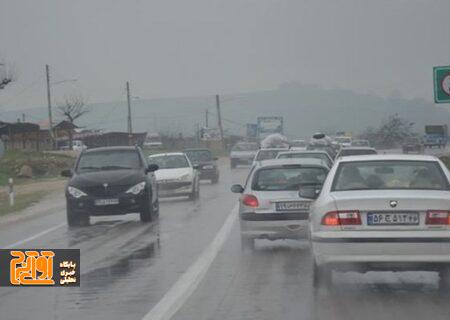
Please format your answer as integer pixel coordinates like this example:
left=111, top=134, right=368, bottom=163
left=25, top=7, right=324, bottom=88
left=424, top=125, right=448, bottom=148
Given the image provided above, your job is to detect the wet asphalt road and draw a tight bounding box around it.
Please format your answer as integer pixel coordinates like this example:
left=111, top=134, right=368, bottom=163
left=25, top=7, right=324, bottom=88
left=2, top=159, right=450, bottom=320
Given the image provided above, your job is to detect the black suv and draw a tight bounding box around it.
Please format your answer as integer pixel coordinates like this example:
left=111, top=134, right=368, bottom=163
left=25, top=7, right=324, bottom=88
left=184, top=148, right=219, bottom=183
left=61, top=146, right=159, bottom=226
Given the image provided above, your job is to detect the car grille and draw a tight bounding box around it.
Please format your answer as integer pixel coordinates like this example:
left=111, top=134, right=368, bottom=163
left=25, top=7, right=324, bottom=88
left=82, top=185, right=130, bottom=197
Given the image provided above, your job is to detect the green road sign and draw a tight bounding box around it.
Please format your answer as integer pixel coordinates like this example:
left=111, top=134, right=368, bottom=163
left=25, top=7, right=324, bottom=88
left=434, top=66, right=450, bottom=103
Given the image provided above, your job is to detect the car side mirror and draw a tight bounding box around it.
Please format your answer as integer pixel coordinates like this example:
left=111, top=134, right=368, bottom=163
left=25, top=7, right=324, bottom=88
left=193, top=164, right=200, bottom=170
left=298, top=185, right=320, bottom=199
left=231, top=184, right=244, bottom=193
left=147, top=164, right=159, bottom=172
left=61, top=169, right=73, bottom=178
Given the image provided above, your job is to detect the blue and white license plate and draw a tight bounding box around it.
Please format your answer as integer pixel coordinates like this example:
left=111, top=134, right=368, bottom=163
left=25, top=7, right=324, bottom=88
left=276, top=201, right=310, bottom=212
left=367, top=212, right=419, bottom=226
left=95, top=199, right=119, bottom=206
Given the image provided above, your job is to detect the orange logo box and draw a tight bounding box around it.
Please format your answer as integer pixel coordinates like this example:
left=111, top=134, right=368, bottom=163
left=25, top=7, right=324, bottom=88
left=0, top=249, right=80, bottom=287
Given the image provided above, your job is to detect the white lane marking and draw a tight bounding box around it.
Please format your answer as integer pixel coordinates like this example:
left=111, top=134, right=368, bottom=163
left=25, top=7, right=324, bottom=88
left=142, top=206, right=238, bottom=320
left=3, top=222, right=65, bottom=248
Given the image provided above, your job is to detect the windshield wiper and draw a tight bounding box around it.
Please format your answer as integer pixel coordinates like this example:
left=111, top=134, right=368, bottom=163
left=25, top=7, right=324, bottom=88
left=100, top=165, right=133, bottom=170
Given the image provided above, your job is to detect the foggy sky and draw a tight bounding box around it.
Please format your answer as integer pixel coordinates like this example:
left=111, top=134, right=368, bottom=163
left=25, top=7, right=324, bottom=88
left=1, top=0, right=449, bottom=111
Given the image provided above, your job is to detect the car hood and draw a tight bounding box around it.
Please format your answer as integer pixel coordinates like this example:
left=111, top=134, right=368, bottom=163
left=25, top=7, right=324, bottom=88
left=155, top=167, right=193, bottom=181
left=69, top=169, right=144, bottom=188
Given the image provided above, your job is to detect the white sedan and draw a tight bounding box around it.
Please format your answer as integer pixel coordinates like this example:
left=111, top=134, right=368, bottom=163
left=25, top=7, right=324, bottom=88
left=148, top=153, right=200, bottom=200
left=304, top=154, right=450, bottom=288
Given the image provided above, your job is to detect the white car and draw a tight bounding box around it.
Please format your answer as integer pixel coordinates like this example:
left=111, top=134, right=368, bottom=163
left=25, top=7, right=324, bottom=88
left=230, top=142, right=259, bottom=168
left=289, top=139, right=307, bottom=151
left=148, top=153, right=200, bottom=200
left=304, top=154, right=450, bottom=288
left=252, top=148, right=289, bottom=166
left=334, top=136, right=352, bottom=147
left=72, top=140, right=87, bottom=152
left=231, top=158, right=329, bottom=250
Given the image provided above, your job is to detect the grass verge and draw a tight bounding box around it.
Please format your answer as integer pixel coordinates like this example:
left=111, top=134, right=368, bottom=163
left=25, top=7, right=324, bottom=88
left=0, top=190, right=49, bottom=216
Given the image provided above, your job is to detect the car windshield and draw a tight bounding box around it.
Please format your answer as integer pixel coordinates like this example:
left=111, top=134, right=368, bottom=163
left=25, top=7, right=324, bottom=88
left=77, top=150, right=140, bottom=172
left=333, top=160, right=450, bottom=191
left=232, top=143, right=258, bottom=151
left=339, top=149, right=377, bottom=157
left=278, top=152, right=332, bottom=167
left=255, top=150, right=282, bottom=161
left=149, top=155, right=189, bottom=169
left=185, top=150, right=213, bottom=162
left=253, top=166, right=328, bottom=191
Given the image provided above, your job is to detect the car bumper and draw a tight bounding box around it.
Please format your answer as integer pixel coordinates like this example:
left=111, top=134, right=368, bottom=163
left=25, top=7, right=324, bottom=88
left=199, top=168, right=218, bottom=179
left=240, top=212, right=309, bottom=240
left=157, top=181, right=193, bottom=197
left=312, top=231, right=450, bottom=268
left=67, top=192, right=148, bottom=216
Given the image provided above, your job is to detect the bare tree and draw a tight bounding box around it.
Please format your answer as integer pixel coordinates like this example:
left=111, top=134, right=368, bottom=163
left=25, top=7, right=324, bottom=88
left=0, top=62, right=15, bottom=90
left=58, top=95, right=89, bottom=148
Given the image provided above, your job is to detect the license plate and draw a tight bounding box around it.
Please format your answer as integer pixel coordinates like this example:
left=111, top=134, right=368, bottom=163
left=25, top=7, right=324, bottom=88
left=276, top=201, right=310, bottom=211
left=367, top=212, right=419, bottom=226
left=95, top=199, right=119, bottom=206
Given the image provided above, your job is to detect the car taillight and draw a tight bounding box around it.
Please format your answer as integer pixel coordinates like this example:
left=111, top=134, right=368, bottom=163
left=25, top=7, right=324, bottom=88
left=321, top=211, right=361, bottom=226
left=426, top=210, right=450, bottom=225
left=241, top=194, right=259, bottom=208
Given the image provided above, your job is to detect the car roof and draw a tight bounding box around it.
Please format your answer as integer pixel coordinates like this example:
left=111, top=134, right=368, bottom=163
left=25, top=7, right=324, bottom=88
left=149, top=152, right=185, bottom=157
left=336, top=154, right=439, bottom=163
left=255, top=158, right=329, bottom=168
left=83, top=146, right=137, bottom=153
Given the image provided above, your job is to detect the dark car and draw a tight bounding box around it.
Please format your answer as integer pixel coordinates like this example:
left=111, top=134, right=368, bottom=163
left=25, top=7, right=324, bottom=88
left=61, top=146, right=159, bottom=226
left=402, top=137, right=424, bottom=154
left=184, top=148, right=219, bottom=183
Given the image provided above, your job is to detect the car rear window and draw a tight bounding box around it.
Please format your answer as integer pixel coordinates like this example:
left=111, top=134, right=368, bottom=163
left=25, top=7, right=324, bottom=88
left=185, top=150, right=212, bottom=162
left=278, top=153, right=332, bottom=167
left=332, top=160, right=450, bottom=191
left=252, top=166, right=328, bottom=191
left=255, top=150, right=283, bottom=161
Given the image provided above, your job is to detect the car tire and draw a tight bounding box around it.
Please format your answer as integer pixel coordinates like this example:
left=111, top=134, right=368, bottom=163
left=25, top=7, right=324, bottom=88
left=66, top=206, right=89, bottom=227
left=241, top=235, right=254, bottom=251
left=313, top=262, right=332, bottom=289
left=140, top=194, right=154, bottom=223
left=189, top=182, right=199, bottom=201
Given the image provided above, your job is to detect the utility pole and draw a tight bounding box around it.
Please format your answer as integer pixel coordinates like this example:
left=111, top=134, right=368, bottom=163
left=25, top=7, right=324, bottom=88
left=22, top=113, right=25, bottom=122
left=216, top=94, right=225, bottom=149
left=46, top=64, right=54, bottom=149
left=205, top=109, right=209, bottom=127
left=126, top=81, right=133, bottom=145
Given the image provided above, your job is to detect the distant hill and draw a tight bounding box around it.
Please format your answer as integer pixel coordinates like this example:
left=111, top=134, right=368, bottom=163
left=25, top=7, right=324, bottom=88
left=1, top=84, right=449, bottom=138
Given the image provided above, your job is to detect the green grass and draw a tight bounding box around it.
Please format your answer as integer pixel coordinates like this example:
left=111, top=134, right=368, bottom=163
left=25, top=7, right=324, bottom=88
left=0, top=150, right=75, bottom=186
left=0, top=190, right=49, bottom=216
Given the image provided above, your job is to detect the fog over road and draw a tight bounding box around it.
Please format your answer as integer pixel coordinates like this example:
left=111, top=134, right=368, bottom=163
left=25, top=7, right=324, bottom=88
left=1, top=157, right=450, bottom=320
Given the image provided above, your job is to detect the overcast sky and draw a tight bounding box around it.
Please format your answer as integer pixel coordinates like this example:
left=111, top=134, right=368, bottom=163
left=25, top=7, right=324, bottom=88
left=1, top=0, right=449, bottom=111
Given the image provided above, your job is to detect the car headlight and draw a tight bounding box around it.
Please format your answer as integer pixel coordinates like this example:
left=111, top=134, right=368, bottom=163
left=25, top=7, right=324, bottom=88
left=126, top=181, right=146, bottom=195
left=67, top=186, right=87, bottom=198
left=178, top=173, right=192, bottom=181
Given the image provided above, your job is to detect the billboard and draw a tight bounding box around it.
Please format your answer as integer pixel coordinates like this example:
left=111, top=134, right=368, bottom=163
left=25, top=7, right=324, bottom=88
left=246, top=123, right=258, bottom=138
left=200, top=127, right=221, bottom=141
left=257, top=117, right=283, bottom=138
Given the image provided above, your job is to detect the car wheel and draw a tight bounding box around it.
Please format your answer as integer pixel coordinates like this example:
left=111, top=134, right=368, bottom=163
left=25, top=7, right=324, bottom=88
left=189, top=182, right=199, bottom=200
left=313, top=262, right=332, bottom=289
left=241, top=235, right=254, bottom=251
left=140, top=196, right=154, bottom=223
left=66, top=206, right=89, bottom=227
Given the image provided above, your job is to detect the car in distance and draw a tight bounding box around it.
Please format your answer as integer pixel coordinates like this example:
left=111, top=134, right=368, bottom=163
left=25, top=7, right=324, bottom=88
left=402, top=137, right=424, bottom=154
left=230, top=142, right=259, bottom=168
left=184, top=148, right=219, bottom=183
left=149, top=152, right=200, bottom=200
left=334, top=136, right=352, bottom=148
left=277, top=150, right=334, bottom=169
left=289, top=139, right=307, bottom=151
left=305, top=154, right=450, bottom=289
left=231, top=158, right=329, bottom=250
left=336, top=147, right=377, bottom=158
left=252, top=148, right=289, bottom=165
left=351, top=139, right=370, bottom=147
left=61, top=146, right=159, bottom=226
